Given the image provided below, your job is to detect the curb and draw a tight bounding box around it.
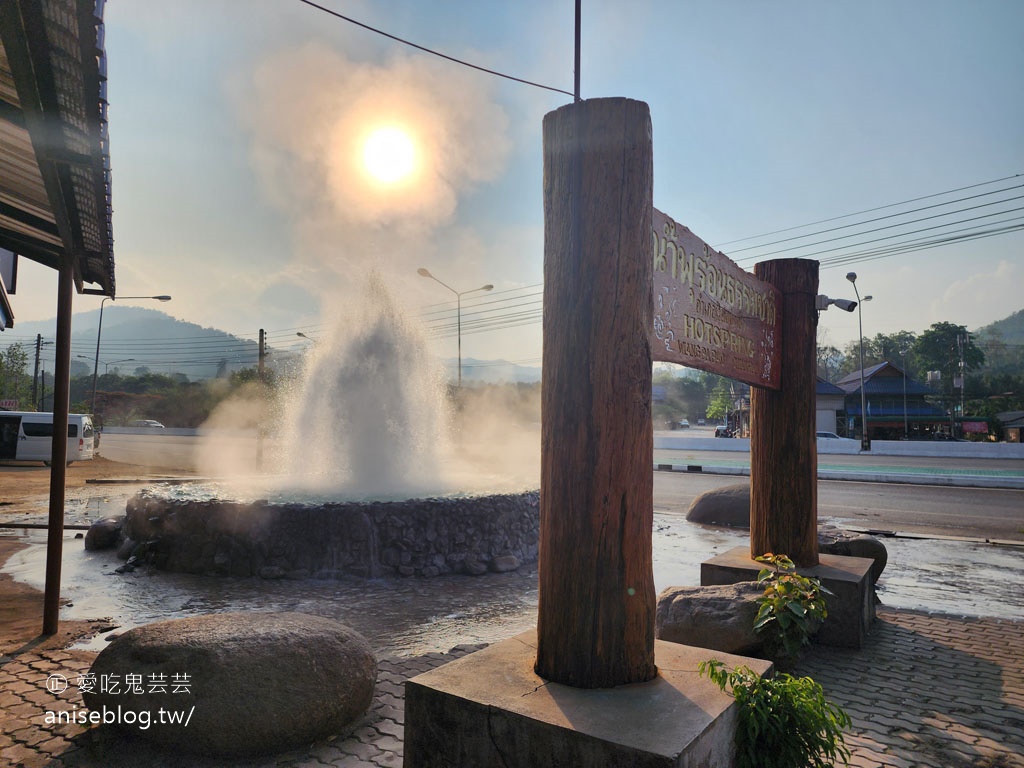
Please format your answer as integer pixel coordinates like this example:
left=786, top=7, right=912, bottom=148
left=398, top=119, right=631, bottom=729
left=653, top=463, right=1024, bottom=490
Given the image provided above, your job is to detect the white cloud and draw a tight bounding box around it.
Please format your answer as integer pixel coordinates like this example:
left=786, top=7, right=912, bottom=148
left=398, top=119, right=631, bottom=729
left=937, top=259, right=1020, bottom=331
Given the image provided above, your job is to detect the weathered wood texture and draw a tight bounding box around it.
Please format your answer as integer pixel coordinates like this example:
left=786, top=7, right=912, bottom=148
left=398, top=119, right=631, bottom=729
left=535, top=98, right=656, bottom=688
left=750, top=259, right=820, bottom=567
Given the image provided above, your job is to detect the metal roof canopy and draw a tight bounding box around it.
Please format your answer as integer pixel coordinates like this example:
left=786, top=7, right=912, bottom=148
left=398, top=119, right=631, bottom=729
left=0, top=0, right=115, bottom=637
left=0, top=0, right=115, bottom=302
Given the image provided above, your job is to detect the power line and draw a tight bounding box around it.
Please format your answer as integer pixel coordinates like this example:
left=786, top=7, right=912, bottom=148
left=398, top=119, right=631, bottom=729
left=295, top=0, right=573, bottom=97
left=728, top=183, right=1024, bottom=255
left=783, top=206, right=1024, bottom=262
left=818, top=216, right=1024, bottom=265
left=818, top=222, right=1024, bottom=270
left=715, top=173, right=1022, bottom=248
left=741, top=204, right=1024, bottom=268
left=462, top=356, right=542, bottom=369
left=734, top=196, right=1024, bottom=263
left=420, top=282, right=542, bottom=310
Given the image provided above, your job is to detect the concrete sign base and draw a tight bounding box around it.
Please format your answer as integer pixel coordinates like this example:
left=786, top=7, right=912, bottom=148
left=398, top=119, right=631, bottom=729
left=403, top=628, right=771, bottom=767
left=701, top=547, right=876, bottom=649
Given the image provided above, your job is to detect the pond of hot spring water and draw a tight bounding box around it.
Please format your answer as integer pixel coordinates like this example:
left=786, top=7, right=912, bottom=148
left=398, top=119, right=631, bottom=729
left=4, top=500, right=1021, bottom=656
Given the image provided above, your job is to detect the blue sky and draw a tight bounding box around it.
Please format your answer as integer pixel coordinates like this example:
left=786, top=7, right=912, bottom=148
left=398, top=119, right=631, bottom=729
left=12, top=0, right=1023, bottom=368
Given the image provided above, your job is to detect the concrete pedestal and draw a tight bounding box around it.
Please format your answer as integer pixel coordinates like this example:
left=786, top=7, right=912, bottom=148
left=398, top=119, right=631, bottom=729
left=701, top=546, right=875, bottom=649
left=403, top=629, right=772, bottom=768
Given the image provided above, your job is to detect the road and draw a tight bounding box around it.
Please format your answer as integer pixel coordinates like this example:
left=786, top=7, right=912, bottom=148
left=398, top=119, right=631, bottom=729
left=655, top=446, right=1024, bottom=474
left=654, top=471, right=1024, bottom=542
left=97, top=432, right=250, bottom=472
left=97, top=433, right=1024, bottom=542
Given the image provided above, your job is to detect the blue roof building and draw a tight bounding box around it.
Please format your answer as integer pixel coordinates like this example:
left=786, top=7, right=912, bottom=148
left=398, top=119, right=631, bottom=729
left=836, top=362, right=952, bottom=439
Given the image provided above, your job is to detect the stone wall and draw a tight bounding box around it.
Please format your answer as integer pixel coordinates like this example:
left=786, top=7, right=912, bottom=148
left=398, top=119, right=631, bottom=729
left=124, top=489, right=540, bottom=579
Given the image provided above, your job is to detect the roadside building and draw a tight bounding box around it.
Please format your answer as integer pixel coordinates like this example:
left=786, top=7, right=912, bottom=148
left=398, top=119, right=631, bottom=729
left=726, top=376, right=893, bottom=439
left=837, top=362, right=950, bottom=440
left=815, top=377, right=846, bottom=435
left=999, top=411, right=1024, bottom=443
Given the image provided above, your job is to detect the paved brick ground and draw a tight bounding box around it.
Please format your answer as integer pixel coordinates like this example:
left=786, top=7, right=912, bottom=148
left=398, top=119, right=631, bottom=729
left=792, top=608, right=1024, bottom=768
left=2, top=607, right=1022, bottom=767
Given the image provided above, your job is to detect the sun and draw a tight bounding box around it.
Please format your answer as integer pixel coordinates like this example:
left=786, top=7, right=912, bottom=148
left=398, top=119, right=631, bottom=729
left=361, top=126, right=417, bottom=185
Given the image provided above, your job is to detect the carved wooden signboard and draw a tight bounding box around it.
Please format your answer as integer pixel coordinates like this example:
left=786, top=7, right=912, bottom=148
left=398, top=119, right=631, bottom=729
left=652, top=207, right=783, bottom=390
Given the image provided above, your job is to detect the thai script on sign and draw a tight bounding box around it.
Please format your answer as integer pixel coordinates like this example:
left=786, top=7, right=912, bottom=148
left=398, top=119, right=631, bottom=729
left=651, top=208, right=782, bottom=389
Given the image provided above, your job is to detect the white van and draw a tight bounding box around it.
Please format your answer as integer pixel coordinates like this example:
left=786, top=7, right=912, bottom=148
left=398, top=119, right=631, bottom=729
left=0, top=411, right=95, bottom=465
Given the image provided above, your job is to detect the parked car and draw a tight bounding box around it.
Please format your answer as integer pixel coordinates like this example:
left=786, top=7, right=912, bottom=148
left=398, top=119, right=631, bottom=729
left=132, top=419, right=165, bottom=428
left=678, top=419, right=690, bottom=429
left=816, top=431, right=858, bottom=442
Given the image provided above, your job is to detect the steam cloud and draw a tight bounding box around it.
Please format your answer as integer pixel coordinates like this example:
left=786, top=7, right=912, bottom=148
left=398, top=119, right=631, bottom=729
left=197, top=42, right=539, bottom=494
left=233, top=43, right=511, bottom=282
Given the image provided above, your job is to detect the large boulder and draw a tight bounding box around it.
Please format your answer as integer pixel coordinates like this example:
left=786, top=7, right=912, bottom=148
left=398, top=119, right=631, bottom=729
left=82, top=612, right=376, bottom=757
left=84, top=517, right=123, bottom=551
left=656, top=582, right=764, bottom=655
left=685, top=483, right=887, bottom=582
left=818, top=524, right=888, bottom=583
left=685, top=483, right=751, bottom=527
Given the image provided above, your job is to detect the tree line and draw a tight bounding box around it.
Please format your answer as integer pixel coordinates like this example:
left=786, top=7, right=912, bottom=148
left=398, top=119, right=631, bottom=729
left=817, top=320, right=1024, bottom=419
left=656, top=319, right=1023, bottom=429
left=2, top=316, right=1022, bottom=429
left=0, top=347, right=273, bottom=428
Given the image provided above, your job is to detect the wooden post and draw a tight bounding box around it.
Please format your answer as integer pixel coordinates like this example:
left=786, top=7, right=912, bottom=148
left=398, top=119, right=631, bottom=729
left=43, top=260, right=74, bottom=635
left=535, top=98, right=656, bottom=688
left=750, top=259, right=819, bottom=567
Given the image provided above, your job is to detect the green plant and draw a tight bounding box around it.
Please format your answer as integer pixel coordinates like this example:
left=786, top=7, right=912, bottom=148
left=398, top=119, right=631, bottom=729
left=699, top=659, right=851, bottom=768
left=753, top=553, right=831, bottom=661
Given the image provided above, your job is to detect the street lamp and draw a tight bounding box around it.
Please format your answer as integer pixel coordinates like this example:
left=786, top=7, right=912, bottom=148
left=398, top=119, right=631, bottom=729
left=845, top=273, right=871, bottom=451
left=417, top=268, right=493, bottom=386
left=80, top=355, right=136, bottom=374
left=92, top=295, right=171, bottom=416
left=296, top=332, right=318, bottom=345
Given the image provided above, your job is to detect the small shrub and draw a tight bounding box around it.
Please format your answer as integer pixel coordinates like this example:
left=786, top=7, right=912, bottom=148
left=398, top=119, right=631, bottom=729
left=699, top=659, right=851, bottom=768
left=753, top=552, right=831, bottom=661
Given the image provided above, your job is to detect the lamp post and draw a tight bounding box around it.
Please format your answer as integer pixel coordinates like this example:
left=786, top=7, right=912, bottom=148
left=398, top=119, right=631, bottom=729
left=92, top=295, right=171, bottom=416
left=80, top=355, right=135, bottom=374
left=296, top=332, right=318, bottom=345
left=845, top=273, right=871, bottom=450
left=417, top=268, right=493, bottom=386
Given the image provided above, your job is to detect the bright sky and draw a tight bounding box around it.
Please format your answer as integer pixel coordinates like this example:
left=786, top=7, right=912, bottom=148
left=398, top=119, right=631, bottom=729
left=12, top=0, right=1024, bottom=368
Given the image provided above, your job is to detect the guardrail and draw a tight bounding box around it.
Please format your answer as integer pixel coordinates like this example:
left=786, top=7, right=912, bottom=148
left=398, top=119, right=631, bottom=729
left=99, top=427, right=199, bottom=437
left=654, top=434, right=1024, bottom=458
left=870, top=440, right=1024, bottom=459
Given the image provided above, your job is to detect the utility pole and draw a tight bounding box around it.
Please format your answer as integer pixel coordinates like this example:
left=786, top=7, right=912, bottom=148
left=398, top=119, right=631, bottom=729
left=32, top=334, right=42, bottom=407
left=958, top=332, right=967, bottom=438
left=258, top=328, right=266, bottom=380
left=257, top=329, right=265, bottom=467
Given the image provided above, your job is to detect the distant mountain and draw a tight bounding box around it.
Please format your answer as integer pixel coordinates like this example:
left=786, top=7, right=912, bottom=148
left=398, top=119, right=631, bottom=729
left=2, top=307, right=263, bottom=380
left=974, top=308, right=1024, bottom=346
left=974, top=308, right=1024, bottom=374
left=445, top=357, right=542, bottom=384
left=2, top=310, right=542, bottom=383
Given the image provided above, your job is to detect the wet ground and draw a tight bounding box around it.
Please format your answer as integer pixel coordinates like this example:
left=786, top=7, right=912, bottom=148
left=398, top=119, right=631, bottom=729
left=3, top=487, right=1021, bottom=656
